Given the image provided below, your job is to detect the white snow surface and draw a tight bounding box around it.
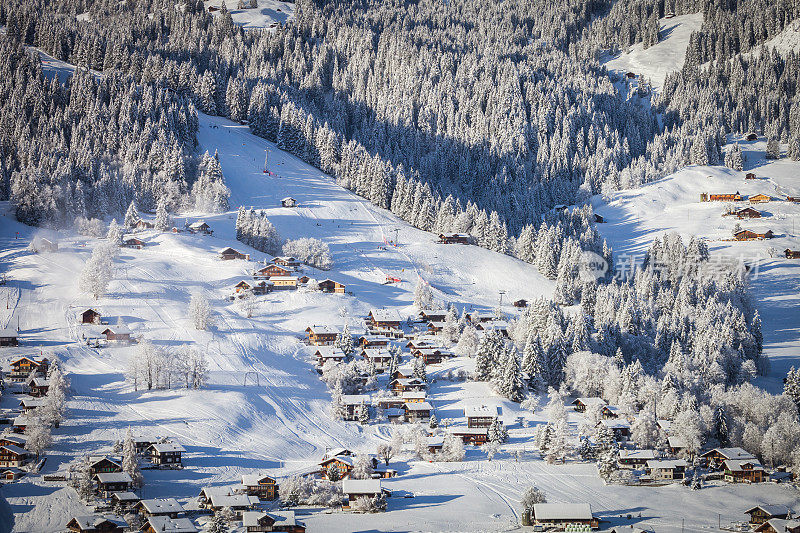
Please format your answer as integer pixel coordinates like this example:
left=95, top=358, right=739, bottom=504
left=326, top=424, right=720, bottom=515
left=604, top=13, right=704, bottom=90
left=205, top=0, right=294, bottom=30
left=758, top=19, right=800, bottom=57
left=593, top=137, right=800, bottom=393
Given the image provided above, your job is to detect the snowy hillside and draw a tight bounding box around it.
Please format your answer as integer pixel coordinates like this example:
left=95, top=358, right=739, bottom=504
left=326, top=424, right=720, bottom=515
left=604, top=13, right=704, bottom=90
left=205, top=0, right=294, bottom=29
left=756, top=19, right=800, bottom=57
left=593, top=137, right=800, bottom=393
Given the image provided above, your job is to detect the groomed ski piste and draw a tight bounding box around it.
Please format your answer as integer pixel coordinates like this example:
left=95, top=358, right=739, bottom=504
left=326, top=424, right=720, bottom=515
left=0, top=107, right=798, bottom=532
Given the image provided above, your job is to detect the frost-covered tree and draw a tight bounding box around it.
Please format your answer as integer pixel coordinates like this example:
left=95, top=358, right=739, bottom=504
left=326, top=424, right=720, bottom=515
left=766, top=137, right=781, bottom=159
left=122, top=427, right=143, bottom=487
left=124, top=201, right=140, bottom=228
left=351, top=454, right=374, bottom=479
left=497, top=350, right=525, bottom=402
left=488, top=418, right=508, bottom=444
left=631, top=408, right=660, bottom=449
left=189, top=292, right=213, bottom=330
left=454, top=324, right=479, bottom=357
left=282, top=238, right=333, bottom=270
left=413, top=279, right=434, bottom=309
left=25, top=415, right=52, bottom=457
left=154, top=200, right=171, bottom=232
left=79, top=241, right=117, bottom=299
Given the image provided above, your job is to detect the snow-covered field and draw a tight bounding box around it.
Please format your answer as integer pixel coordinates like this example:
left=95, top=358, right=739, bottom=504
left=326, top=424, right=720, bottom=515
left=593, top=138, right=800, bottom=393
left=205, top=0, right=294, bottom=29
left=604, top=13, right=704, bottom=90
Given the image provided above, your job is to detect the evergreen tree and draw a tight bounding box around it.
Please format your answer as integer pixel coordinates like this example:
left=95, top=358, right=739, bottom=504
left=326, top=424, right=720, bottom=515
left=124, top=201, right=140, bottom=228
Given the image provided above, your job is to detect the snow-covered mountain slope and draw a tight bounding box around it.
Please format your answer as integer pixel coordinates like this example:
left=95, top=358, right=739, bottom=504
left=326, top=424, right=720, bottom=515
left=205, top=0, right=294, bottom=29
left=593, top=137, right=800, bottom=393
left=756, top=19, right=800, bottom=57
left=604, top=13, right=703, bottom=90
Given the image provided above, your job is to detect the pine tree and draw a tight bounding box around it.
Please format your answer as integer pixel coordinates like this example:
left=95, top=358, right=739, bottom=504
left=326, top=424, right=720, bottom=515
left=413, top=357, right=427, bottom=382
left=498, top=350, right=525, bottom=402
left=154, top=200, right=171, bottom=232
left=124, top=201, right=140, bottom=228
left=784, top=367, right=800, bottom=412
left=122, top=427, right=142, bottom=487
left=413, top=279, right=434, bottom=309
left=488, top=418, right=507, bottom=444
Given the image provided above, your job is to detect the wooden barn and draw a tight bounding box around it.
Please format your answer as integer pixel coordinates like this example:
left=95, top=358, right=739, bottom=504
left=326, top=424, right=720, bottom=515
left=341, top=479, right=389, bottom=510
left=305, top=325, right=339, bottom=345
left=733, top=229, right=774, bottom=241
left=66, top=516, right=127, bottom=533
left=513, top=299, right=528, bottom=308
left=0, top=328, right=19, bottom=347
left=437, top=233, right=470, bottom=244
left=745, top=172, right=757, bottom=179
left=572, top=397, right=606, bottom=412
left=318, top=279, right=346, bottom=293
left=80, top=309, right=102, bottom=324
left=448, top=427, right=489, bottom=445
left=219, top=247, right=250, bottom=261
left=256, top=264, right=295, bottom=278
left=734, top=207, right=762, bottom=219
left=272, top=257, right=302, bottom=269
left=243, top=510, right=304, bottom=532
left=135, top=220, right=154, bottom=230
left=102, top=326, right=131, bottom=342
left=368, top=309, right=403, bottom=329
left=785, top=249, right=800, bottom=259
left=281, top=197, right=297, bottom=207
left=141, top=517, right=197, bottom=533
left=121, top=237, right=145, bottom=249
left=188, top=221, right=212, bottom=235
left=749, top=194, right=772, bottom=204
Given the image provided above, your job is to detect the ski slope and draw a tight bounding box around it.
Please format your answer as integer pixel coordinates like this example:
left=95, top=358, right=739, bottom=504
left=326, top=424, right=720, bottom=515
left=593, top=137, right=800, bottom=393
left=205, top=0, right=294, bottom=29
left=604, top=13, right=704, bottom=91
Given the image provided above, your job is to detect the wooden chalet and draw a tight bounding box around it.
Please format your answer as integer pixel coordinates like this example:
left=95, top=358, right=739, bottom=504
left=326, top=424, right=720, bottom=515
left=140, top=516, right=198, bottom=533
left=272, top=256, right=302, bottom=269
left=403, top=401, right=433, bottom=422
left=618, top=449, right=656, bottom=468
left=11, top=416, right=30, bottom=433
left=787, top=196, right=800, bottom=203
left=367, top=309, right=403, bottom=329
left=94, top=472, right=133, bottom=497
left=122, top=237, right=146, bottom=249
left=377, top=397, right=405, bottom=410
left=645, top=459, right=687, bottom=480
left=401, top=391, right=427, bottom=403
left=746, top=133, right=758, bottom=141
left=724, top=459, right=765, bottom=483
left=733, top=229, right=774, bottom=241
left=361, top=348, right=392, bottom=370
left=242, top=473, right=278, bottom=500
left=219, top=247, right=250, bottom=261
left=340, top=394, right=370, bottom=420
left=529, top=503, right=599, bottom=530
left=513, top=299, right=528, bottom=308
left=0, top=435, right=25, bottom=448
left=746, top=172, right=757, bottom=180
left=1, top=468, right=23, bottom=480
left=270, top=276, right=298, bottom=289
left=785, top=249, right=800, bottom=259
left=233, top=280, right=272, bottom=296
left=281, top=197, right=297, bottom=208
left=745, top=505, right=793, bottom=526
left=734, top=207, right=762, bottom=219
left=341, top=479, right=389, bottom=510
left=754, top=520, right=800, bottom=533
left=81, top=309, right=102, bottom=324
left=148, top=441, right=184, bottom=466
left=319, top=455, right=355, bottom=479
left=318, top=279, right=346, bottom=294
left=449, top=427, right=489, bottom=445
left=0, top=328, right=18, bottom=347
left=314, top=347, right=345, bottom=366
left=0, top=444, right=29, bottom=468
left=426, top=321, right=445, bottom=334
left=464, top=405, right=499, bottom=428
left=412, top=347, right=452, bottom=365
left=66, top=516, right=127, bottom=533
left=667, top=435, right=688, bottom=456
left=256, top=263, right=295, bottom=278
left=9, top=357, right=46, bottom=381
left=701, top=192, right=743, bottom=202
left=750, top=193, right=772, bottom=204
left=111, top=491, right=140, bottom=511
left=102, top=326, right=132, bottom=342
left=599, top=419, right=630, bottom=440
left=625, top=71, right=636, bottom=78
left=135, top=498, right=185, bottom=518
left=601, top=405, right=621, bottom=419
left=359, top=335, right=390, bottom=348
left=305, top=325, right=338, bottom=346
left=437, top=233, right=469, bottom=244
left=88, top=456, right=122, bottom=476
left=390, top=377, right=426, bottom=394
left=426, top=436, right=444, bottom=454
left=701, top=447, right=757, bottom=468
left=384, top=407, right=405, bottom=423
left=188, top=221, right=212, bottom=235
left=572, top=397, right=606, bottom=412
left=198, top=489, right=259, bottom=516
left=243, top=510, right=304, bottom=533
left=27, top=376, right=50, bottom=397
left=418, top=309, right=447, bottom=322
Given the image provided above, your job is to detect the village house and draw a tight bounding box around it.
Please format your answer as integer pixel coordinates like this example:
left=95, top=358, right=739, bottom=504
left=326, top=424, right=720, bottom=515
left=94, top=472, right=133, bottom=497
left=701, top=192, right=743, bottom=202
left=148, top=441, right=184, bottom=466
left=402, top=391, right=427, bottom=404
left=465, top=311, right=498, bottom=323
left=701, top=447, right=757, bottom=468
left=572, top=397, right=606, bottom=412
left=359, top=335, right=390, bottom=348
left=645, top=459, right=687, bottom=480
left=377, top=397, right=405, bottom=410
left=280, top=197, right=297, bottom=208
left=391, top=366, right=414, bottom=380
left=319, top=455, right=355, bottom=479
left=601, top=405, right=622, bottom=419
left=418, top=309, right=447, bottom=322
left=88, top=456, right=122, bottom=476
left=305, top=325, right=339, bottom=346
left=0, top=444, right=29, bottom=468
left=188, top=221, right=212, bottom=235
left=26, top=376, right=49, bottom=397
left=403, top=401, right=433, bottom=422
left=385, top=408, right=405, bottom=424
left=122, top=237, right=146, bottom=249
left=754, top=520, right=800, bottom=533
left=0, top=328, right=18, bottom=347
left=242, top=473, right=279, bottom=500
left=750, top=193, right=772, bottom=204
left=318, top=279, right=346, bottom=294
left=11, top=416, right=30, bottom=433
left=390, top=377, right=427, bottom=394
left=1, top=468, right=23, bottom=480
left=618, top=449, right=656, bottom=469
left=361, top=348, right=392, bottom=370
left=341, top=479, right=390, bottom=510
left=272, top=256, right=303, bottom=269
left=132, top=437, right=155, bottom=455
left=219, top=247, right=250, bottom=261
left=513, top=299, right=528, bottom=308
left=449, top=427, right=489, bottom=445
left=270, top=276, right=298, bottom=290
left=340, top=394, right=371, bottom=421
left=734, top=229, right=774, bottom=241
left=141, top=516, right=198, bottom=533
left=314, top=347, right=346, bottom=366
left=368, top=309, right=404, bottom=329
left=724, top=459, right=765, bottom=483
left=135, top=498, right=185, bottom=518
left=464, top=405, right=500, bottom=428
left=66, top=515, right=127, bottom=533
left=785, top=249, right=800, bottom=259
left=413, top=347, right=453, bottom=365
left=599, top=419, right=630, bottom=440
left=529, top=503, right=599, bottom=530
left=746, top=172, right=757, bottom=179
left=0, top=435, right=26, bottom=448
left=787, top=196, right=800, bottom=203
left=111, top=492, right=140, bottom=512
left=437, top=233, right=470, bottom=244
left=80, top=309, right=102, bottom=324
left=475, top=321, right=509, bottom=336
left=8, top=357, right=47, bottom=381
left=734, top=207, right=762, bottom=219
left=102, top=326, right=132, bottom=343
left=198, top=489, right=260, bottom=516
left=667, top=435, right=688, bottom=456
left=256, top=263, right=295, bottom=278
left=242, top=510, right=305, bottom=533
left=745, top=505, right=793, bottom=526
left=426, top=436, right=444, bottom=454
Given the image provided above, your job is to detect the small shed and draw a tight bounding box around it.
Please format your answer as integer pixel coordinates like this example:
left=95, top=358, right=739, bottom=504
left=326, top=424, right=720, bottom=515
left=0, top=328, right=19, bottom=347
left=81, top=309, right=102, bottom=325
left=219, top=248, right=250, bottom=261
left=513, top=299, right=528, bottom=308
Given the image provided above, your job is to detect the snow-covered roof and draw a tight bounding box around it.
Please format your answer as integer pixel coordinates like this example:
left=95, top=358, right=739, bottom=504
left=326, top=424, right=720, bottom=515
left=150, top=442, right=185, bottom=453
left=241, top=472, right=276, bottom=486
left=426, top=436, right=444, bottom=447
left=532, top=503, right=593, bottom=520
left=667, top=436, right=687, bottom=448
left=702, top=447, right=756, bottom=460
left=392, top=378, right=425, bottom=386
left=657, top=419, right=672, bottom=432
left=208, top=492, right=259, bottom=508
left=724, top=459, right=764, bottom=471
left=0, top=328, right=17, bottom=338
left=369, top=309, right=403, bottom=322
left=464, top=405, right=500, bottom=418
left=342, top=478, right=383, bottom=494
left=448, top=427, right=488, bottom=435
left=70, top=516, right=128, bottom=530
left=0, top=444, right=28, bottom=456
left=0, top=435, right=25, bottom=446
left=144, top=516, right=197, bottom=533
left=19, top=398, right=46, bottom=408
left=404, top=401, right=433, bottom=411
left=385, top=408, right=404, bottom=416
left=646, top=459, right=687, bottom=469
left=27, top=377, right=49, bottom=387
left=314, top=347, right=345, bottom=358
left=600, top=419, right=630, bottom=429
left=619, top=449, right=656, bottom=460
left=280, top=197, right=296, bottom=202
left=573, top=397, right=607, bottom=407
left=306, top=325, right=338, bottom=335
left=323, top=448, right=353, bottom=460
left=102, top=325, right=132, bottom=335
left=757, top=519, right=800, bottom=533
left=242, top=510, right=299, bottom=527
left=269, top=276, right=298, bottom=282
left=603, top=405, right=622, bottom=414
left=188, top=220, right=209, bottom=229
left=744, top=504, right=791, bottom=517
left=419, top=308, right=447, bottom=317
left=94, top=472, right=133, bottom=483
left=138, top=498, right=184, bottom=514
left=112, top=491, right=139, bottom=502
left=401, top=391, right=427, bottom=400
left=341, top=394, right=370, bottom=405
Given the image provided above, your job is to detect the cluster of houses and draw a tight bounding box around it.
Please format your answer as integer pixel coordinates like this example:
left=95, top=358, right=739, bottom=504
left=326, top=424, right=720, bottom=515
left=76, top=309, right=133, bottom=346
left=224, top=254, right=345, bottom=298
left=701, top=192, right=777, bottom=203
left=743, top=505, right=799, bottom=533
